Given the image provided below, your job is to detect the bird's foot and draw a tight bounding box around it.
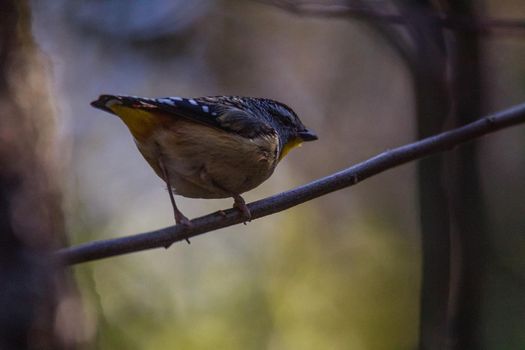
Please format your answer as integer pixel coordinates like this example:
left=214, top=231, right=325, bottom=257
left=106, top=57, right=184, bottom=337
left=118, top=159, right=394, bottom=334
left=233, top=195, right=251, bottom=224
left=174, top=211, right=192, bottom=244
left=175, top=213, right=192, bottom=227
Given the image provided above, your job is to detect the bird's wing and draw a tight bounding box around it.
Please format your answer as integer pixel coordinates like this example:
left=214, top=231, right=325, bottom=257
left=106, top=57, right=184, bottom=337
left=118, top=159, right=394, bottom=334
left=91, top=95, right=274, bottom=139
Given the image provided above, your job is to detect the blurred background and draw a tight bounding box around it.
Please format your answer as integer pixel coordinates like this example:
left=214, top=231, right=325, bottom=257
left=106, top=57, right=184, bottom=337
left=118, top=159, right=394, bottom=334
left=13, top=0, right=525, bottom=348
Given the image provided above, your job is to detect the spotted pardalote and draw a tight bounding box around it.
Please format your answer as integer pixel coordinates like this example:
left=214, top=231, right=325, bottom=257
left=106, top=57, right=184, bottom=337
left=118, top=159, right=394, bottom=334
left=91, top=95, right=318, bottom=226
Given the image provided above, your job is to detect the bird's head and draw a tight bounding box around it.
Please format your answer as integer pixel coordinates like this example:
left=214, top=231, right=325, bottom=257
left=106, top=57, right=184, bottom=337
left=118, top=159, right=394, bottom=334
left=257, top=99, right=318, bottom=160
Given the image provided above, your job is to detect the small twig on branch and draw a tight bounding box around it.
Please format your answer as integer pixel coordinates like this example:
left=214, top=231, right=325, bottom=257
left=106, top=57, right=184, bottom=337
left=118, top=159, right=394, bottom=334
left=57, top=102, right=525, bottom=265
left=256, top=0, right=525, bottom=35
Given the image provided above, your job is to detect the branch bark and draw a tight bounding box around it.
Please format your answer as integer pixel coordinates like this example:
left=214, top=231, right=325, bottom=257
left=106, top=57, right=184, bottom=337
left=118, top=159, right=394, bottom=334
left=58, top=102, right=525, bottom=265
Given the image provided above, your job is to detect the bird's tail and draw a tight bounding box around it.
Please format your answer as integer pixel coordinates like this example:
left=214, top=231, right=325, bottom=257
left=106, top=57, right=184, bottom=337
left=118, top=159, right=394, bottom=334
left=91, top=94, right=157, bottom=115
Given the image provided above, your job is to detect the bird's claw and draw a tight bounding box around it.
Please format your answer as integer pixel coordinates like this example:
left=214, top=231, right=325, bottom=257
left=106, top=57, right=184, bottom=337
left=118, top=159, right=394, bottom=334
left=175, top=213, right=192, bottom=244
left=176, top=215, right=192, bottom=228
left=233, top=196, right=252, bottom=224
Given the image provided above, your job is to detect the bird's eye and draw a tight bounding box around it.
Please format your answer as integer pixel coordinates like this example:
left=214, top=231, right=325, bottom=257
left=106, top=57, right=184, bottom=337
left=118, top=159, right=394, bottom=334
left=280, top=116, right=293, bottom=126
left=270, top=109, right=293, bottom=126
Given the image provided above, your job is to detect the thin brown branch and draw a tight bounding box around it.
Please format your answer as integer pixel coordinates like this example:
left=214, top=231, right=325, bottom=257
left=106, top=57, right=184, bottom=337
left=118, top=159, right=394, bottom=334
left=57, top=102, right=525, bottom=265
left=257, top=0, right=525, bottom=35
left=257, top=0, right=406, bottom=21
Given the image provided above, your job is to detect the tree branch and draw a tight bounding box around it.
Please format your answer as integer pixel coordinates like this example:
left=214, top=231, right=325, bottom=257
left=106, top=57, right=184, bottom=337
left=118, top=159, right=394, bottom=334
left=57, top=102, right=525, bottom=265
left=256, top=0, right=525, bottom=35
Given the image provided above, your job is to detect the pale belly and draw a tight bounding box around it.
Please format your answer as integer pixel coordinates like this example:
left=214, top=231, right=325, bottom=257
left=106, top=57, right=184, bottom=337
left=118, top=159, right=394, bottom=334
left=136, top=120, right=280, bottom=199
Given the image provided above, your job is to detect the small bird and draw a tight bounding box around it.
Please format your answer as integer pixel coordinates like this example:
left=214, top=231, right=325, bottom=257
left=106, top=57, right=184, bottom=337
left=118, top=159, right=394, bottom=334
left=91, top=95, right=318, bottom=227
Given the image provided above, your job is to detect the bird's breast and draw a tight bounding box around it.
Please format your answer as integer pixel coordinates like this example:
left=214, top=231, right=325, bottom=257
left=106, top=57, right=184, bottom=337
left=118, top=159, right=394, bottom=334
left=136, top=118, right=280, bottom=199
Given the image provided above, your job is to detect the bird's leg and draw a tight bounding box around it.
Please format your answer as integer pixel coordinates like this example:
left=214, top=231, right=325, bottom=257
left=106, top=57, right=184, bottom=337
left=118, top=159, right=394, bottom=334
left=232, top=194, right=251, bottom=223
left=158, top=158, right=192, bottom=243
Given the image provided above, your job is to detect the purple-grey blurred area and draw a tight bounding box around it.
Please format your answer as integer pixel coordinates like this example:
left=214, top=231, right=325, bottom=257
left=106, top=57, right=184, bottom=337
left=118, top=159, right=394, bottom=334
left=30, top=0, right=525, bottom=349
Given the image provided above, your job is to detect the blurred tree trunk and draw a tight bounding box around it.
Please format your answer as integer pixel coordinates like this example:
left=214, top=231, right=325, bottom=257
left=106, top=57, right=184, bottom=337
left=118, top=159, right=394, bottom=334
left=447, top=1, right=487, bottom=349
left=403, top=2, right=452, bottom=349
left=0, top=1, right=77, bottom=349
left=411, top=1, right=488, bottom=348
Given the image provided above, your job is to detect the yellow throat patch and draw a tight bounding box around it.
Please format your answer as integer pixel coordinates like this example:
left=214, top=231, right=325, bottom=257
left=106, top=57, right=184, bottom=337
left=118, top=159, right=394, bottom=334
left=279, top=137, right=303, bottom=161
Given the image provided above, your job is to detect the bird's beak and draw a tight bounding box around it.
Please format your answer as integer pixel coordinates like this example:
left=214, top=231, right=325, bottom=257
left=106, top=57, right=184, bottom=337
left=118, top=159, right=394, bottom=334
left=297, top=129, right=318, bottom=142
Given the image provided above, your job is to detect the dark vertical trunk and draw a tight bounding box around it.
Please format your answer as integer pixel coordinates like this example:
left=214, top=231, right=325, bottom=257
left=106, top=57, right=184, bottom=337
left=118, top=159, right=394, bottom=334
left=414, top=44, right=452, bottom=350
left=405, top=3, right=453, bottom=349
left=447, top=1, right=487, bottom=349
